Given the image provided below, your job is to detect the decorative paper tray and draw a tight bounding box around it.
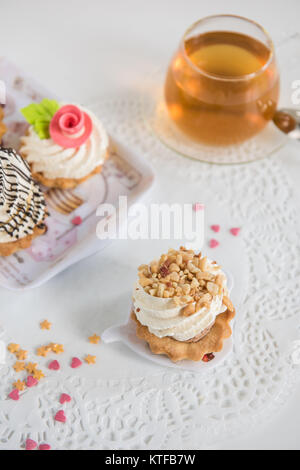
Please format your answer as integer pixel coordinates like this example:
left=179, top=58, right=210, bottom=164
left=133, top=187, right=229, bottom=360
left=0, top=59, right=154, bottom=290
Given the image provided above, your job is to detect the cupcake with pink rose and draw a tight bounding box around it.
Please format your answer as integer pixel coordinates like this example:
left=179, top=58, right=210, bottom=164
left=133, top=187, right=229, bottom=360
left=19, top=99, right=109, bottom=189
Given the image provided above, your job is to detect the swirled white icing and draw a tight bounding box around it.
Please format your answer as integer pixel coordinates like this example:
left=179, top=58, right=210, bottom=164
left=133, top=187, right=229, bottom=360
left=19, top=104, right=109, bottom=180
left=133, top=261, right=228, bottom=342
left=0, top=147, right=46, bottom=243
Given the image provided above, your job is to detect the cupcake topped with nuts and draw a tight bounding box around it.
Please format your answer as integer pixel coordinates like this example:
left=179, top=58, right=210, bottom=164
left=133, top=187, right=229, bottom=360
left=132, top=247, right=235, bottom=362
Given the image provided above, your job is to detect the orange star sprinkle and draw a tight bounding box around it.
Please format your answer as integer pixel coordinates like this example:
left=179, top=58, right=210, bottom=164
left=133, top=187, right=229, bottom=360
left=13, top=361, right=26, bottom=372
left=52, top=344, right=64, bottom=354
left=37, top=347, right=50, bottom=357
left=85, top=355, right=96, bottom=365
left=7, top=343, right=20, bottom=354
left=26, top=362, right=38, bottom=374
left=13, top=380, right=26, bottom=391
left=15, top=349, right=28, bottom=360
left=40, top=320, right=52, bottom=330
left=89, top=334, right=101, bottom=344
left=33, top=369, right=45, bottom=381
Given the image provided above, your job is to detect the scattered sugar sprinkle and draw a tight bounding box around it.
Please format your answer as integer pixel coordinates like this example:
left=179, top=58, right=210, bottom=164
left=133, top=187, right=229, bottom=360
left=88, top=334, right=100, bottom=344
left=40, top=320, right=52, bottom=330
left=25, top=439, right=38, bottom=451
left=71, top=357, right=82, bottom=368
left=230, top=227, right=241, bottom=237
left=209, top=239, right=219, bottom=249
left=7, top=343, right=20, bottom=354
left=60, top=393, right=71, bottom=404
left=13, top=380, right=26, bottom=391
left=72, top=216, right=82, bottom=226
left=55, top=410, right=67, bottom=423
left=211, top=224, right=220, bottom=233
left=84, top=355, right=96, bottom=365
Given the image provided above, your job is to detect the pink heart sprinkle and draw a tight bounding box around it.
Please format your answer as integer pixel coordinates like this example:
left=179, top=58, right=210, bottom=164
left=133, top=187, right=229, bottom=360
left=26, top=376, right=38, bottom=388
left=49, top=360, right=60, bottom=371
left=55, top=410, right=66, bottom=423
left=25, top=439, right=38, bottom=450
left=60, top=393, right=72, bottom=404
left=193, top=203, right=204, bottom=212
left=211, top=224, right=220, bottom=233
left=39, top=444, right=51, bottom=451
left=8, top=389, right=20, bottom=401
left=71, top=216, right=82, bottom=226
left=71, top=357, right=82, bottom=369
left=209, top=239, right=220, bottom=249
left=230, top=227, right=241, bottom=237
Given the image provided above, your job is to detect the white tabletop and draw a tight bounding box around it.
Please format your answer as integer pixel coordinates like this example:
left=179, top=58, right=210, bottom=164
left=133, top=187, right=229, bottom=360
left=1, top=0, right=300, bottom=450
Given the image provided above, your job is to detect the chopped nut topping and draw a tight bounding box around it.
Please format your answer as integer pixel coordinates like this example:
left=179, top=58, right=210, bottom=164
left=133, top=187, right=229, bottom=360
left=182, top=303, right=196, bottom=317
left=170, top=272, right=179, bottom=282
left=169, top=263, right=180, bottom=273
left=137, top=248, right=231, bottom=316
left=207, top=282, right=219, bottom=296
left=187, top=261, right=200, bottom=274
left=196, top=272, right=215, bottom=281
left=199, top=256, right=208, bottom=272
left=139, top=277, right=153, bottom=287
left=223, top=296, right=235, bottom=312
left=157, top=283, right=165, bottom=297
left=150, top=262, right=158, bottom=274
left=159, top=261, right=170, bottom=278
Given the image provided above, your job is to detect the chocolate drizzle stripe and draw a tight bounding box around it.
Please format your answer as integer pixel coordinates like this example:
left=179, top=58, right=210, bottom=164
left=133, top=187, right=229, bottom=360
left=0, top=147, right=46, bottom=240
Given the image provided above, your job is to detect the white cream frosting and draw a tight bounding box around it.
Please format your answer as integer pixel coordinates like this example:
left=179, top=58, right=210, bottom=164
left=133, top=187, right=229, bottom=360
left=133, top=261, right=228, bottom=342
left=0, top=147, right=46, bottom=243
left=19, top=104, right=109, bottom=180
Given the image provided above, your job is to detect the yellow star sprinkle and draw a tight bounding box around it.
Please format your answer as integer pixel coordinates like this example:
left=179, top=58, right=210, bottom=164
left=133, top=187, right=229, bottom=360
left=33, top=369, right=45, bottom=381
left=13, top=380, right=26, bottom=391
left=40, top=320, right=52, bottom=330
left=85, top=355, right=96, bottom=365
left=52, top=344, right=64, bottom=354
left=7, top=343, right=20, bottom=354
left=89, top=334, right=101, bottom=344
left=13, top=361, right=26, bottom=373
left=37, top=347, right=49, bottom=357
left=26, top=362, right=38, bottom=374
left=15, top=349, right=28, bottom=360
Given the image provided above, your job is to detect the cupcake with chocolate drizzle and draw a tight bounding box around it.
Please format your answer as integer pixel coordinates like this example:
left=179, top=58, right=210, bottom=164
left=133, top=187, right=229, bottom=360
left=0, top=147, right=47, bottom=256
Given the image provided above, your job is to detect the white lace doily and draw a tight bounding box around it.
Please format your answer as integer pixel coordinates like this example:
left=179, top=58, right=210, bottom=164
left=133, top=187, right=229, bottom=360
left=0, top=95, right=300, bottom=450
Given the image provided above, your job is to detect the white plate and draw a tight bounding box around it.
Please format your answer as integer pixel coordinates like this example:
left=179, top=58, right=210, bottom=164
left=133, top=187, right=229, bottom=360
left=102, top=271, right=234, bottom=372
left=0, top=58, right=154, bottom=290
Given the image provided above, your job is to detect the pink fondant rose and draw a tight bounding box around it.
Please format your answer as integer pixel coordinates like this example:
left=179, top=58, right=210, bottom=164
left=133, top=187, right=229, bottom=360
left=49, top=105, right=92, bottom=148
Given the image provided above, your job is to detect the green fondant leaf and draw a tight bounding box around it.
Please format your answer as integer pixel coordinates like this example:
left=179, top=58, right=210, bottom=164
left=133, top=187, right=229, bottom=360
left=34, top=120, right=51, bottom=139
left=20, top=99, right=60, bottom=139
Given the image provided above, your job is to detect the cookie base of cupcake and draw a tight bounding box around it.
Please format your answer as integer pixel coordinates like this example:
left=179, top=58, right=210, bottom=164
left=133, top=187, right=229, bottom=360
left=0, top=107, right=6, bottom=141
left=0, top=122, right=6, bottom=142
left=0, top=224, right=47, bottom=257
left=21, top=151, right=109, bottom=190
left=131, top=307, right=235, bottom=362
left=185, top=324, right=214, bottom=343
